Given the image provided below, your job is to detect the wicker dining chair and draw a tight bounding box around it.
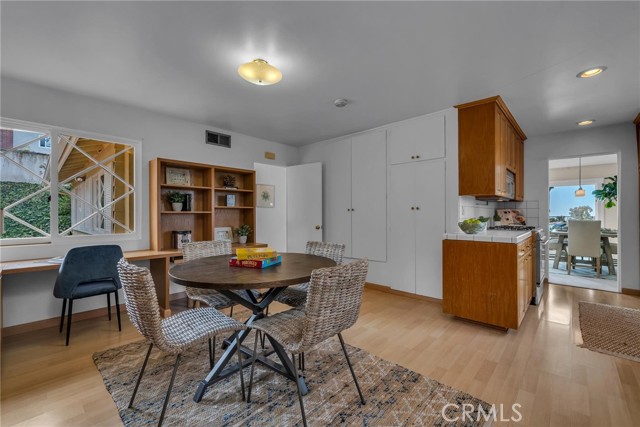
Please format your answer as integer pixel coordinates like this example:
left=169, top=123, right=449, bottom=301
left=247, top=258, right=369, bottom=427
left=274, top=241, right=346, bottom=308
left=117, top=258, right=247, bottom=427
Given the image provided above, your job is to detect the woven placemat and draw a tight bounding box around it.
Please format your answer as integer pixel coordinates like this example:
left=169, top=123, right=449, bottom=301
left=94, top=336, right=492, bottom=426
left=578, top=301, right=640, bottom=362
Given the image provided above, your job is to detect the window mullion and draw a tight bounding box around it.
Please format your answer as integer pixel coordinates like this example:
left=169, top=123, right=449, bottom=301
left=50, top=129, right=60, bottom=243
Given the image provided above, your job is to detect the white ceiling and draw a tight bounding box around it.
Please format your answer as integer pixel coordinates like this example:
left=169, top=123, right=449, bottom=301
left=549, top=154, right=618, bottom=169
left=1, top=2, right=638, bottom=146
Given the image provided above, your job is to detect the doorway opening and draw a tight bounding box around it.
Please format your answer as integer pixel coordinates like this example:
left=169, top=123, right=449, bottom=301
left=548, top=153, right=619, bottom=292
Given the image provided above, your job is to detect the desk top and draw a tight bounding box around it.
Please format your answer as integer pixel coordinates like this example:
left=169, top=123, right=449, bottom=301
left=169, top=253, right=336, bottom=291
left=0, top=249, right=182, bottom=275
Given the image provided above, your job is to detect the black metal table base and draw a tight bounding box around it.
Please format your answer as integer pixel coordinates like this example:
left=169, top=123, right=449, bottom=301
left=193, top=287, right=308, bottom=403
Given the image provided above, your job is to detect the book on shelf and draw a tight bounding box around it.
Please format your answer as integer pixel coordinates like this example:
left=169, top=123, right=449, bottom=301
left=229, top=255, right=282, bottom=269
left=235, top=247, right=277, bottom=260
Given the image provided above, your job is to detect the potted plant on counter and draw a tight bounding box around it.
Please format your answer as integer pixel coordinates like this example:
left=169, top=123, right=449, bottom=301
left=165, top=191, right=185, bottom=211
left=234, top=224, right=252, bottom=244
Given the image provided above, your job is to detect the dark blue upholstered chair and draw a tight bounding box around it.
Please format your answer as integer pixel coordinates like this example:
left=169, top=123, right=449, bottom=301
left=53, top=245, right=124, bottom=345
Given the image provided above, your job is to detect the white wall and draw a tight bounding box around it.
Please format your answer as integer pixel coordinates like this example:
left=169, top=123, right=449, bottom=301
left=254, top=163, right=287, bottom=252
left=524, top=123, right=638, bottom=290
left=1, top=77, right=299, bottom=326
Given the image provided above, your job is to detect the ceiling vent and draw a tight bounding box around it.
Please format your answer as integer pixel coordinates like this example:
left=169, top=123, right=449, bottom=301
left=206, top=130, right=231, bottom=148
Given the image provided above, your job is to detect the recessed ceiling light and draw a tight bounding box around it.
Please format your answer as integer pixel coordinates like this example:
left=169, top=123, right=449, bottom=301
left=237, top=59, right=282, bottom=86
left=577, top=119, right=595, bottom=126
left=576, top=66, right=607, bottom=78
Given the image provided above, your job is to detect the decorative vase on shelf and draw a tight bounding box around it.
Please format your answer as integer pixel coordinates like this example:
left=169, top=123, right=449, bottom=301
left=172, top=203, right=183, bottom=211
left=238, top=235, right=248, bottom=244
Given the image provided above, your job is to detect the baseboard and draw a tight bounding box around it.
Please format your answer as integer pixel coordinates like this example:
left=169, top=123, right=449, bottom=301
left=2, top=291, right=188, bottom=338
left=365, top=282, right=442, bottom=303
left=621, top=288, right=640, bottom=297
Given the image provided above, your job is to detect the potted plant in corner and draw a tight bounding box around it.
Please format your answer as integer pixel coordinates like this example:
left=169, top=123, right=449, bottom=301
left=166, top=191, right=185, bottom=211
left=592, top=175, right=617, bottom=208
left=234, top=224, right=252, bottom=244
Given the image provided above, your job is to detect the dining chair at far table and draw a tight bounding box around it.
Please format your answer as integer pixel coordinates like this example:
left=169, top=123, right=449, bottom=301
left=274, top=241, right=346, bottom=308
left=567, top=219, right=602, bottom=278
left=53, top=244, right=124, bottom=346
left=247, top=258, right=369, bottom=427
left=117, top=258, right=247, bottom=427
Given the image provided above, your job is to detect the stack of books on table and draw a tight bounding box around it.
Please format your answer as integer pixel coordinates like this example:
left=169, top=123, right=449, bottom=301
left=229, top=247, right=282, bottom=269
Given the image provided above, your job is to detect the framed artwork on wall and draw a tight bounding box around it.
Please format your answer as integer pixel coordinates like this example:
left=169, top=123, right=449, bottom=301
left=257, top=184, right=275, bottom=208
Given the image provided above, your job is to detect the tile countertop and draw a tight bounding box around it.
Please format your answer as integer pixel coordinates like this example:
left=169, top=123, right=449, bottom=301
left=443, top=230, right=533, bottom=244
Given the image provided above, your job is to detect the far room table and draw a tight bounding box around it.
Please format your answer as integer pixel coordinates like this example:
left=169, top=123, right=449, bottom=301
left=169, top=252, right=336, bottom=403
left=550, top=230, right=617, bottom=275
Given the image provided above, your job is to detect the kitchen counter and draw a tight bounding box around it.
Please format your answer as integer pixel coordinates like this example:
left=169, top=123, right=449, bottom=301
left=443, top=229, right=532, bottom=244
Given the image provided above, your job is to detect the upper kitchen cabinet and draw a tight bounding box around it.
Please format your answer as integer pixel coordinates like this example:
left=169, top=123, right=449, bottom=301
left=387, top=113, right=445, bottom=165
left=455, top=96, right=527, bottom=200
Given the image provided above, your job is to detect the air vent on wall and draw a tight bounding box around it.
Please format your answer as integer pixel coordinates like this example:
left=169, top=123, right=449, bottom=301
left=206, top=130, right=231, bottom=148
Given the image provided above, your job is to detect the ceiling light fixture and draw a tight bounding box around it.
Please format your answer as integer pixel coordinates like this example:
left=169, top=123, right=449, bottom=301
left=237, top=59, right=282, bottom=86
left=575, top=157, right=585, bottom=197
left=576, top=66, right=607, bottom=78
left=577, top=119, right=595, bottom=126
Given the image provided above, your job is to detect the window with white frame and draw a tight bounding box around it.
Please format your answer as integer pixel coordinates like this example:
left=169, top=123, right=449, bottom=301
left=1, top=121, right=137, bottom=245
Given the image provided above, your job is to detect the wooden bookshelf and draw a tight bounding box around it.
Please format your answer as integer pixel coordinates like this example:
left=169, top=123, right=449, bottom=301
left=150, top=159, right=257, bottom=251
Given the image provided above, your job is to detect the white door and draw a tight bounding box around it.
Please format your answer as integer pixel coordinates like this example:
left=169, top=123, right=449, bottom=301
left=323, top=139, right=352, bottom=257
left=287, top=163, right=322, bottom=253
left=415, top=159, right=446, bottom=298
left=351, top=130, right=387, bottom=261
left=388, top=162, right=416, bottom=293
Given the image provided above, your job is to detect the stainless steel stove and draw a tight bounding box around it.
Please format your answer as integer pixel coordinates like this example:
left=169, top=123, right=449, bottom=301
left=488, top=225, right=538, bottom=231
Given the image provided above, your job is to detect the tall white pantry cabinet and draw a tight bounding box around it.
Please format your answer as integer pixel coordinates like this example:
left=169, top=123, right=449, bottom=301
left=387, top=113, right=446, bottom=298
left=300, top=111, right=447, bottom=299
left=319, top=130, right=387, bottom=262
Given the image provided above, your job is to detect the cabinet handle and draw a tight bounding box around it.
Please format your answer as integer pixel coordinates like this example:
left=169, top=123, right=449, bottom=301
left=416, top=206, right=420, bottom=210
left=416, top=155, right=420, bottom=159
left=411, top=207, right=415, bottom=210
left=315, top=225, right=322, bottom=230
left=411, top=156, right=415, bottom=159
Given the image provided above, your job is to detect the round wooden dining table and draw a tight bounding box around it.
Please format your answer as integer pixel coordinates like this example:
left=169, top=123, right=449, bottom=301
left=169, top=252, right=336, bottom=403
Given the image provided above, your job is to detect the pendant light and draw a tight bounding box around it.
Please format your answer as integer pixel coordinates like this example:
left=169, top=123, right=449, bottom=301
left=575, top=157, right=586, bottom=197
left=237, top=59, right=282, bottom=86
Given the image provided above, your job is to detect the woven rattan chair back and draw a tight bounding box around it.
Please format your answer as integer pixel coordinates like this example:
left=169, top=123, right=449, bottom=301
left=183, top=240, right=232, bottom=262
left=300, top=259, right=368, bottom=351
left=305, top=241, right=345, bottom=265
left=117, top=258, right=169, bottom=351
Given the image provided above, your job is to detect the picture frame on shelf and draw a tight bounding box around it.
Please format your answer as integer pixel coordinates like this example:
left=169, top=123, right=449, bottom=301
left=257, top=184, right=275, bottom=208
left=166, top=167, right=191, bottom=186
left=214, top=226, right=233, bottom=241
left=226, top=194, right=236, bottom=207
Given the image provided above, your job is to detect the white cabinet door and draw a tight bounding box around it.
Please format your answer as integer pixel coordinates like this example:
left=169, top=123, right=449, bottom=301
left=287, top=163, right=322, bottom=253
left=414, top=159, right=446, bottom=298
left=388, top=114, right=446, bottom=165
left=351, top=131, right=387, bottom=261
left=323, top=139, right=352, bottom=257
left=388, top=162, right=416, bottom=293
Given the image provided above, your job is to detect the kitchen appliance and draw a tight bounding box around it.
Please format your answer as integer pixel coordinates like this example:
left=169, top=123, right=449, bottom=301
left=533, top=228, right=548, bottom=305
left=172, top=230, right=192, bottom=249
left=505, top=170, right=516, bottom=200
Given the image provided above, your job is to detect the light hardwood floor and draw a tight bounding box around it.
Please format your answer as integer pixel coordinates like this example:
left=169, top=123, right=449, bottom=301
left=2, top=284, right=640, bottom=426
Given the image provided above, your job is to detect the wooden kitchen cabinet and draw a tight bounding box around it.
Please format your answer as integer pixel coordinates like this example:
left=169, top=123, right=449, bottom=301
left=443, top=234, right=536, bottom=329
left=455, top=96, right=527, bottom=200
